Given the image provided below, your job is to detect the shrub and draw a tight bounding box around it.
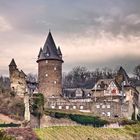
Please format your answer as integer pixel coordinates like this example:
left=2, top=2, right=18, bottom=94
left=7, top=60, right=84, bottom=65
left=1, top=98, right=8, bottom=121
left=47, top=111, right=108, bottom=127
left=31, top=93, right=44, bottom=118
left=5, top=128, right=39, bottom=140
left=0, top=130, right=15, bottom=140
left=69, top=114, right=108, bottom=127
left=0, top=123, right=21, bottom=128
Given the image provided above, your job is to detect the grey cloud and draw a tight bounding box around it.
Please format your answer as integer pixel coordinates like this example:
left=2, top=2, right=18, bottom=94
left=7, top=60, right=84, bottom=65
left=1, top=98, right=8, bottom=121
left=0, top=0, right=140, bottom=37
left=0, top=0, right=140, bottom=75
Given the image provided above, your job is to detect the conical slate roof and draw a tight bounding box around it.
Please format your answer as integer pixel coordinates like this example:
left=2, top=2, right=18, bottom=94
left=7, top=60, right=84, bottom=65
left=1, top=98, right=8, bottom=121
left=57, top=46, right=62, bottom=56
left=9, top=58, right=17, bottom=67
left=37, top=32, right=63, bottom=62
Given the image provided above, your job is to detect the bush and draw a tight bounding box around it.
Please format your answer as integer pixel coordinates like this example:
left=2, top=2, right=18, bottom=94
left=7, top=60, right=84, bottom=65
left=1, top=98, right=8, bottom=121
left=47, top=111, right=108, bottom=127
left=119, top=119, right=137, bottom=126
left=0, top=123, right=21, bottom=128
left=31, top=93, right=44, bottom=118
left=5, top=128, right=39, bottom=140
left=0, top=130, right=15, bottom=140
left=69, top=114, right=108, bottom=127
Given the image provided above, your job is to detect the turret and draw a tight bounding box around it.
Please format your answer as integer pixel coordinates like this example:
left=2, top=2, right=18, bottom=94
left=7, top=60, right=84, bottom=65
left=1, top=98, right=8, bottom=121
left=9, top=58, right=17, bottom=73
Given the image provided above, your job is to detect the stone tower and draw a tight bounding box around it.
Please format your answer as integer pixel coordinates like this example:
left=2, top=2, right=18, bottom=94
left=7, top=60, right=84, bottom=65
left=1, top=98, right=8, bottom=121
left=37, top=31, right=63, bottom=99
left=9, top=58, right=26, bottom=96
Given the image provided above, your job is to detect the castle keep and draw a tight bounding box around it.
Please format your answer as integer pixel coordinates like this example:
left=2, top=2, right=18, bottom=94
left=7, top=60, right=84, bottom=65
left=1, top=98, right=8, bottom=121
left=37, top=32, right=63, bottom=101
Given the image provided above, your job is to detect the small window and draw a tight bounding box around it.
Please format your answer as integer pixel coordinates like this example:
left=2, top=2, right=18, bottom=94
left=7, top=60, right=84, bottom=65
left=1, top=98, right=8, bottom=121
left=58, top=106, right=62, bottom=109
left=73, top=106, right=76, bottom=109
left=54, top=67, right=57, bottom=70
left=54, top=81, right=57, bottom=84
left=46, top=60, right=48, bottom=63
left=97, top=85, right=100, bottom=88
left=96, top=105, right=100, bottom=108
left=46, top=53, right=49, bottom=56
left=46, top=74, right=48, bottom=77
left=107, top=105, right=110, bottom=108
left=51, top=105, right=55, bottom=109
left=102, top=105, right=105, bottom=108
left=80, top=106, right=84, bottom=110
left=107, top=112, right=111, bottom=117
left=66, top=106, right=69, bottom=109
left=102, top=112, right=106, bottom=116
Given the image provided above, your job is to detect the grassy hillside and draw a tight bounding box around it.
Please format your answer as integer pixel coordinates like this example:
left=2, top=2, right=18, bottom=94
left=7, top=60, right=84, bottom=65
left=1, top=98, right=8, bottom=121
left=0, top=90, right=24, bottom=121
left=35, top=124, right=140, bottom=140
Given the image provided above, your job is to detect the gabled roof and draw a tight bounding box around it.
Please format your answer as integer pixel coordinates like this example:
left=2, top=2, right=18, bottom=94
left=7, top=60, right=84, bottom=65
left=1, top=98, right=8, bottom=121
left=115, top=66, right=130, bottom=86
left=9, top=58, right=17, bottom=67
left=92, top=79, right=121, bottom=91
left=118, top=67, right=129, bottom=84
left=37, top=31, right=63, bottom=62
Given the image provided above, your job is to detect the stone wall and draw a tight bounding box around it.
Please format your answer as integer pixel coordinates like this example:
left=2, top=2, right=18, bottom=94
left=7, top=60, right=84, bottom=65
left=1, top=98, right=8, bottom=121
left=38, top=60, right=62, bottom=100
left=46, top=97, right=92, bottom=112
left=46, top=96, right=134, bottom=119
left=9, top=68, right=26, bottom=96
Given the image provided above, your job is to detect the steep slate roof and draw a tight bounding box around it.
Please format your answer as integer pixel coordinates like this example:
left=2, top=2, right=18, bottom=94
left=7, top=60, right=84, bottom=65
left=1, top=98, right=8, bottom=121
left=37, top=32, right=63, bottom=62
left=9, top=58, right=17, bottom=67
left=115, top=66, right=130, bottom=86
left=57, top=46, right=62, bottom=56
left=118, top=67, right=130, bottom=84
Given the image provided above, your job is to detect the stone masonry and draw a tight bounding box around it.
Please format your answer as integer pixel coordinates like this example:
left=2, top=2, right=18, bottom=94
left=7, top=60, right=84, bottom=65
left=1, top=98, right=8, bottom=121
left=9, top=59, right=26, bottom=97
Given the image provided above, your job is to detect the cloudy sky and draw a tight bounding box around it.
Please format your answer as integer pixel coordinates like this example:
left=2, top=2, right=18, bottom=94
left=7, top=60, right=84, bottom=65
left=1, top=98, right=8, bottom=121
left=0, top=0, right=140, bottom=76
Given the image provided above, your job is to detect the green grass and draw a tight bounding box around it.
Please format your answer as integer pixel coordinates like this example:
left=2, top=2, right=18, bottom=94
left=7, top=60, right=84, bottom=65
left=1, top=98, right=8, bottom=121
left=35, top=124, right=140, bottom=140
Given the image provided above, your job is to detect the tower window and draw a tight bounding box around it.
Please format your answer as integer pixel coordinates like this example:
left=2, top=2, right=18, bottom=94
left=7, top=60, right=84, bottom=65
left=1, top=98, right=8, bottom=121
left=58, top=106, right=62, bottom=109
left=66, top=106, right=69, bottom=109
left=80, top=106, right=84, bottom=110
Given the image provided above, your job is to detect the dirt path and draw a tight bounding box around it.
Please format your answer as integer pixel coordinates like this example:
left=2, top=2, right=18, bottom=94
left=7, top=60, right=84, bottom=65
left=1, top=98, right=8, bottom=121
left=0, top=114, right=21, bottom=123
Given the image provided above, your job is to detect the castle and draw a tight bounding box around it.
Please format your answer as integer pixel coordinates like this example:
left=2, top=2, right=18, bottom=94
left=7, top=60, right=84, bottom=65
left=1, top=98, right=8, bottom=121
left=9, top=31, right=140, bottom=123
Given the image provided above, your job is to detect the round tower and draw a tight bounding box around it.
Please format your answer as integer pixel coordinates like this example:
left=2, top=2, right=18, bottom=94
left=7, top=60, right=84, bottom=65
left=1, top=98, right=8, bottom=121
left=37, top=32, right=63, bottom=99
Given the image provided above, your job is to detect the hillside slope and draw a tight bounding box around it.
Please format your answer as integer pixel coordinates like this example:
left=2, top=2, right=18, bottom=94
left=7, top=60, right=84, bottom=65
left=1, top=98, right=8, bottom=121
left=35, top=124, right=140, bottom=140
left=0, top=91, right=24, bottom=121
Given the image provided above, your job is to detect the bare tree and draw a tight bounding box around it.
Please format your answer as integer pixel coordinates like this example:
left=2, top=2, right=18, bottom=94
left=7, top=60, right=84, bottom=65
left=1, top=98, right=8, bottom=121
left=134, top=65, right=140, bottom=80
left=63, top=66, right=115, bottom=89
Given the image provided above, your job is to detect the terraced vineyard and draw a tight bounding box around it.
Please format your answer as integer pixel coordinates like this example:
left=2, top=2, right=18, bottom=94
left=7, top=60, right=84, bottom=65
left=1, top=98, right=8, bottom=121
left=35, top=124, right=140, bottom=140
